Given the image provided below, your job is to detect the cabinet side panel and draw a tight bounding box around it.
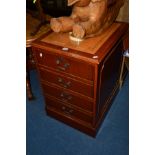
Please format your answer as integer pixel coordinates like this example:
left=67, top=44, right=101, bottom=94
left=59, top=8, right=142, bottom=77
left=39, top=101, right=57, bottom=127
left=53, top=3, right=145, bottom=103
left=97, top=41, right=123, bottom=118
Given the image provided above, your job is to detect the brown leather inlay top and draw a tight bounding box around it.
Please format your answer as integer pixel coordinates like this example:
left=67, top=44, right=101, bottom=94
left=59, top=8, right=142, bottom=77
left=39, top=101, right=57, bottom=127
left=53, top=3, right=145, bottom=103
left=41, top=23, right=121, bottom=55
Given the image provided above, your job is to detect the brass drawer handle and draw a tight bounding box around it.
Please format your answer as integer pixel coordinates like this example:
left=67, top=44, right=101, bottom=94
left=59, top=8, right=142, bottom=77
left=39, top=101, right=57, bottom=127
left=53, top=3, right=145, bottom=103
left=57, top=63, right=70, bottom=71
left=56, top=58, right=70, bottom=71
left=61, top=106, right=74, bottom=116
left=58, top=77, right=71, bottom=88
left=60, top=92, right=72, bottom=101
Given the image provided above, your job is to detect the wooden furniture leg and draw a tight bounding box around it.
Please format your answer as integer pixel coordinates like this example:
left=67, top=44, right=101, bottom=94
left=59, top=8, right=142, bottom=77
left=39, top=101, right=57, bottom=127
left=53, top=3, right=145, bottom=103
left=119, top=55, right=125, bottom=89
left=26, top=71, right=34, bottom=100
left=26, top=47, right=35, bottom=100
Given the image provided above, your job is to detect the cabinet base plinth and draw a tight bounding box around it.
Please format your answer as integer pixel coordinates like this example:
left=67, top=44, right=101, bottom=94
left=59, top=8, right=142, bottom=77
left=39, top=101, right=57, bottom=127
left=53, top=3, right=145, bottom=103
left=46, top=107, right=97, bottom=137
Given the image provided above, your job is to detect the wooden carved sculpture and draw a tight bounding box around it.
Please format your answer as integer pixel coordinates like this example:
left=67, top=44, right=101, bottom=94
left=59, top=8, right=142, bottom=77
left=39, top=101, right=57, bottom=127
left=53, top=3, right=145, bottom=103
left=50, top=0, right=124, bottom=39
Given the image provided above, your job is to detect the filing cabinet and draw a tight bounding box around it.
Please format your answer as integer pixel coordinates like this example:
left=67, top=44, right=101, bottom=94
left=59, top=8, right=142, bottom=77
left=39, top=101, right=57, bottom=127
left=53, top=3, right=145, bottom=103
left=32, top=22, right=128, bottom=136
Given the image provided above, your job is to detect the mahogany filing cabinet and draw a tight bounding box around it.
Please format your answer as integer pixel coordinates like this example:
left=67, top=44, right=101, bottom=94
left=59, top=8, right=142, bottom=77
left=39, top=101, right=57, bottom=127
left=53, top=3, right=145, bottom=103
left=32, top=22, right=129, bottom=137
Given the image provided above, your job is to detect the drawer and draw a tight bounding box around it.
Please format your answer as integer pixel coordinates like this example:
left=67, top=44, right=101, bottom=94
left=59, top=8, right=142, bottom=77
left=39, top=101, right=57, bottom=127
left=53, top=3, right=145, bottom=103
left=39, top=68, right=94, bottom=98
left=45, top=96, right=93, bottom=124
left=35, top=49, right=94, bottom=81
left=42, top=83, right=93, bottom=112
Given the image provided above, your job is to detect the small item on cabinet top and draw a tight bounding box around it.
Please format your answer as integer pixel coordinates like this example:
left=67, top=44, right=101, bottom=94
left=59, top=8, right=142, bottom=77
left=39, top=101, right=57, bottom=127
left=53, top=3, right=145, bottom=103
left=62, top=47, right=69, bottom=51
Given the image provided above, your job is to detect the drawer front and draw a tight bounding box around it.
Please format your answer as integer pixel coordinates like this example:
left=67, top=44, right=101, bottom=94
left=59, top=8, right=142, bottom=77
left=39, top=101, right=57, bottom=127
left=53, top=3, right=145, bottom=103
left=45, top=96, right=93, bottom=124
left=42, top=83, right=93, bottom=112
left=35, top=49, right=94, bottom=81
left=39, top=68, right=94, bottom=98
